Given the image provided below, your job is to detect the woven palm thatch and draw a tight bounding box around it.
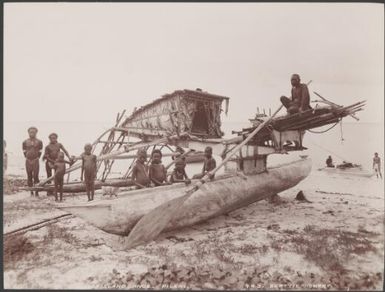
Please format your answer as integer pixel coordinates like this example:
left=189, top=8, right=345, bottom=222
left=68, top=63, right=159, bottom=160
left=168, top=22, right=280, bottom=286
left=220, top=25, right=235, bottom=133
left=121, top=89, right=229, bottom=140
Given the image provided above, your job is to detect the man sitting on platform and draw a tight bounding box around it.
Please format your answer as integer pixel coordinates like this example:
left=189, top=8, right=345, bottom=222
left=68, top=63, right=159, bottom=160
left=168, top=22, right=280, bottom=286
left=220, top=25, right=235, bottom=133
left=280, top=74, right=311, bottom=115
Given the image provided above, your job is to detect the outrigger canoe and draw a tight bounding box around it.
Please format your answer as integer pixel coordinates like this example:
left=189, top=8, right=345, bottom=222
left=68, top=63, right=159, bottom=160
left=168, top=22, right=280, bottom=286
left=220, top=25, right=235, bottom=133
left=33, top=88, right=363, bottom=245
left=319, top=166, right=374, bottom=178
left=60, top=157, right=311, bottom=236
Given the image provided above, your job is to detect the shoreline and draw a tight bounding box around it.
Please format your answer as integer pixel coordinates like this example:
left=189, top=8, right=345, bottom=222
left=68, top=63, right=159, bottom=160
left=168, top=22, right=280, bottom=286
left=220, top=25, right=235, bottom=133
left=3, top=171, right=384, bottom=290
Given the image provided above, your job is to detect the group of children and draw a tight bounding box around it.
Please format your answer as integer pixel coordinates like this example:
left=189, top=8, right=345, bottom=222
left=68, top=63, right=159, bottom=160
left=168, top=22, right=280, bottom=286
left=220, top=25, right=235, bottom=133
left=47, top=142, right=97, bottom=202
left=131, top=146, right=216, bottom=189
left=22, top=127, right=218, bottom=202
left=22, top=127, right=98, bottom=202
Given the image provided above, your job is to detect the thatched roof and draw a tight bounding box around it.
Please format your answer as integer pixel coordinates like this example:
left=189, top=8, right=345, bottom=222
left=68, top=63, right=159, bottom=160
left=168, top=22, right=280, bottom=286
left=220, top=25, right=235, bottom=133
left=124, top=89, right=230, bottom=123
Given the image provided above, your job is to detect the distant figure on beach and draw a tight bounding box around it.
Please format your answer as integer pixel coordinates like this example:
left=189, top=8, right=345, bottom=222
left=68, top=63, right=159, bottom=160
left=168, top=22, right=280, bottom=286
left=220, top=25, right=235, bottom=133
left=22, top=127, right=43, bottom=197
left=193, top=146, right=216, bottom=180
left=43, top=133, right=72, bottom=181
left=280, top=74, right=311, bottom=115
left=3, top=140, right=7, bottom=175
left=81, top=144, right=97, bottom=201
left=326, top=155, right=334, bottom=168
left=373, top=152, right=382, bottom=179
left=131, top=149, right=150, bottom=189
left=51, top=152, right=72, bottom=202
left=170, top=158, right=191, bottom=185
left=149, top=149, right=168, bottom=186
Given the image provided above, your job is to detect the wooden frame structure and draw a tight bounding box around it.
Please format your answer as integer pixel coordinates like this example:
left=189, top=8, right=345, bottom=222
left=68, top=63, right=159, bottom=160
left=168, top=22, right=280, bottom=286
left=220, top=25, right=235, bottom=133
left=31, top=89, right=365, bottom=193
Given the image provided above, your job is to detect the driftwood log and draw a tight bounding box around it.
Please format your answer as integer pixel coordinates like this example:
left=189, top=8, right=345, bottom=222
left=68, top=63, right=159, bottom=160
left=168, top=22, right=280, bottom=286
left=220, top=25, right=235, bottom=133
left=24, top=178, right=134, bottom=193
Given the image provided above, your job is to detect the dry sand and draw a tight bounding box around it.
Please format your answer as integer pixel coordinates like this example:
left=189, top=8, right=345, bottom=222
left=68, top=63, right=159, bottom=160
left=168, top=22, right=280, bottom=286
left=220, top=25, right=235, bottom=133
left=3, top=171, right=384, bottom=290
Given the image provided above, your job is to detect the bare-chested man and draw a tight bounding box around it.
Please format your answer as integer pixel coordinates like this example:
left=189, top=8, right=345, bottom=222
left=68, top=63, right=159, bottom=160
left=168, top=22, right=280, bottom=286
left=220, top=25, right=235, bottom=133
left=280, top=74, right=311, bottom=115
left=22, top=127, right=43, bottom=196
left=43, top=133, right=71, bottom=180
left=373, top=152, right=382, bottom=179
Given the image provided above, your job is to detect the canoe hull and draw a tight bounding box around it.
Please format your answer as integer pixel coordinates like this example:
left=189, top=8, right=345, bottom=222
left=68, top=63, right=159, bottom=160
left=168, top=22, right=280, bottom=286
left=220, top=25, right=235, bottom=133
left=320, top=167, right=374, bottom=178
left=60, top=158, right=312, bottom=236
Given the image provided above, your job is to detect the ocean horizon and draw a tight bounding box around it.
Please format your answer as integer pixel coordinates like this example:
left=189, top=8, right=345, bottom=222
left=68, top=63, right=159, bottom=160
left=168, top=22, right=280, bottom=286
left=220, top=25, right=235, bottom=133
left=4, top=120, right=384, bottom=178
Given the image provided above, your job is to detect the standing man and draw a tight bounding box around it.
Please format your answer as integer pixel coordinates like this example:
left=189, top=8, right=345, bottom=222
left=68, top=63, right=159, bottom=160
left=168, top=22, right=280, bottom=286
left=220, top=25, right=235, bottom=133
left=43, top=133, right=71, bottom=180
left=373, top=152, right=382, bottom=179
left=280, top=74, right=312, bottom=115
left=22, top=127, right=43, bottom=196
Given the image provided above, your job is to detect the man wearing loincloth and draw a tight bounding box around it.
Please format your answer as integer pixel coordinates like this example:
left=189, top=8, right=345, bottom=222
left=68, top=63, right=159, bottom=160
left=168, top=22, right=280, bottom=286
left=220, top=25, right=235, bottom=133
left=22, top=127, right=43, bottom=196
left=280, top=74, right=312, bottom=115
left=42, top=133, right=72, bottom=194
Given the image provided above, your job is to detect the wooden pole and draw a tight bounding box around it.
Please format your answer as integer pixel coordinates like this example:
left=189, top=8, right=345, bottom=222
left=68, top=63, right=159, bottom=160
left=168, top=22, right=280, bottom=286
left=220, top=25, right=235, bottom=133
left=38, top=134, right=183, bottom=186
left=313, top=92, right=359, bottom=121
left=165, top=149, right=195, bottom=170
left=123, top=105, right=284, bottom=249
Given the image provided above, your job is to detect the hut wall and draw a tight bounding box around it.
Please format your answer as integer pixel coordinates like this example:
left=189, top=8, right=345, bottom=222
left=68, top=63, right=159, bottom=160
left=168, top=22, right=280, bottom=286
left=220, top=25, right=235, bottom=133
left=123, top=91, right=227, bottom=139
left=124, top=95, right=184, bottom=136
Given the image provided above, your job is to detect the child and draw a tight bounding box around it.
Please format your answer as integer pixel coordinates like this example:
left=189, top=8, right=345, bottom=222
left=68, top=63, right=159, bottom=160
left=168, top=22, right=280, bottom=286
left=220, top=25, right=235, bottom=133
left=149, top=149, right=167, bottom=186
left=81, top=143, right=97, bottom=201
left=51, top=152, right=72, bottom=202
left=193, top=146, right=216, bottom=180
left=170, top=159, right=191, bottom=185
left=132, top=149, right=150, bottom=189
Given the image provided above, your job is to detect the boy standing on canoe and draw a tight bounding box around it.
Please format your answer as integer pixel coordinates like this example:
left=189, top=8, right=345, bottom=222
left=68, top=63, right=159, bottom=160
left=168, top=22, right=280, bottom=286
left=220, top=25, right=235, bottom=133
left=22, top=127, right=43, bottom=196
left=132, top=149, right=150, bottom=189
left=149, top=149, right=168, bottom=186
left=81, top=144, right=97, bottom=201
left=170, top=158, right=191, bottom=185
left=51, top=152, right=73, bottom=202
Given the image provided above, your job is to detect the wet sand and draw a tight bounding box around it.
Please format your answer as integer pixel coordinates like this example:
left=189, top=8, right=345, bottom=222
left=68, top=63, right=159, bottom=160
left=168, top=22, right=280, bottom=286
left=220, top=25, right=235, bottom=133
left=3, top=171, right=384, bottom=290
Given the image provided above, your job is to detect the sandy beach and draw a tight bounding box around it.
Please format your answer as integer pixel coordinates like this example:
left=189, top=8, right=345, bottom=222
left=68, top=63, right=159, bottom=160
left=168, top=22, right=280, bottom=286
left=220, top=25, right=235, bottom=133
left=3, top=170, right=384, bottom=290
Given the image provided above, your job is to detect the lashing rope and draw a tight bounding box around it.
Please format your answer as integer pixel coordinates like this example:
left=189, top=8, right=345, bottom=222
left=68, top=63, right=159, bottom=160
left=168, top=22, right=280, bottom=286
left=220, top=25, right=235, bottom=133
left=307, top=121, right=340, bottom=134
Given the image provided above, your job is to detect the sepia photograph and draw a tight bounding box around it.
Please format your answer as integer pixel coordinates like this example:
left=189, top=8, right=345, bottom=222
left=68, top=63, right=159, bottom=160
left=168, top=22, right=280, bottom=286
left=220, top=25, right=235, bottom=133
left=3, top=2, right=384, bottom=290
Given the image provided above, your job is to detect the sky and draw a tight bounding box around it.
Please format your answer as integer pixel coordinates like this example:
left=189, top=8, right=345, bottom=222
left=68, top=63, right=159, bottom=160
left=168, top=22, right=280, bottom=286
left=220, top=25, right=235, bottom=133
left=4, top=2, right=384, bottom=125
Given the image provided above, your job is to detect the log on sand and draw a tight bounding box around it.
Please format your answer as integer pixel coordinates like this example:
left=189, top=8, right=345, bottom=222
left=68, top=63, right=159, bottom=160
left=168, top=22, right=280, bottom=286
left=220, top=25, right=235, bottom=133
left=23, top=178, right=134, bottom=193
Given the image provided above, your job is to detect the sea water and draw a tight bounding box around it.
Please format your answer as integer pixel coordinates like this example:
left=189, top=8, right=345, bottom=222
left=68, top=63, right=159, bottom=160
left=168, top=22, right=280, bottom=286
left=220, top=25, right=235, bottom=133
left=3, top=120, right=384, bottom=178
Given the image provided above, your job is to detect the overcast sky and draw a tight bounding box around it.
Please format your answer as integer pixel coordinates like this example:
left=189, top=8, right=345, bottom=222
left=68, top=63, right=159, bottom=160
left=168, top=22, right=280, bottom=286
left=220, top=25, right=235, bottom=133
left=4, top=3, right=384, bottom=125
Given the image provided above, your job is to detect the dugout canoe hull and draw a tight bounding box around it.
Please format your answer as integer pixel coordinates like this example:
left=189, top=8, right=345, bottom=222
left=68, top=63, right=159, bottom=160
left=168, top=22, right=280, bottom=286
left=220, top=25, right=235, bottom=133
left=59, top=158, right=312, bottom=236
left=319, top=167, right=374, bottom=178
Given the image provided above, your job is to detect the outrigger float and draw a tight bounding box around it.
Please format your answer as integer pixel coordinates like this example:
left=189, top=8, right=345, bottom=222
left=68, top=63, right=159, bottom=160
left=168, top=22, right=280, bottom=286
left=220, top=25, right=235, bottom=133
left=27, top=88, right=365, bottom=247
left=319, top=163, right=374, bottom=178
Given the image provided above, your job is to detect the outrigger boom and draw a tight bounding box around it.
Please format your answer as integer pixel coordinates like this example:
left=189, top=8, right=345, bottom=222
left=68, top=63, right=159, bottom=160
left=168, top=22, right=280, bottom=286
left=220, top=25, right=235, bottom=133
left=23, top=88, right=364, bottom=248
left=30, top=88, right=364, bottom=193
